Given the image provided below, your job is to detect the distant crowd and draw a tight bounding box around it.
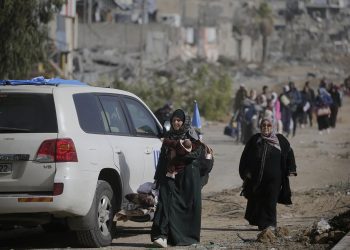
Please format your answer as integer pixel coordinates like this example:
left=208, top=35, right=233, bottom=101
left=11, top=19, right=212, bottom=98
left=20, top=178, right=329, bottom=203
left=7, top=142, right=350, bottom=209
left=228, top=76, right=350, bottom=144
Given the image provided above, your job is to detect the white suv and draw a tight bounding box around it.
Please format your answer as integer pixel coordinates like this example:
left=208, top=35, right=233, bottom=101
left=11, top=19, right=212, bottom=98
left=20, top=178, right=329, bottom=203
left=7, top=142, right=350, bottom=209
left=0, top=78, right=162, bottom=247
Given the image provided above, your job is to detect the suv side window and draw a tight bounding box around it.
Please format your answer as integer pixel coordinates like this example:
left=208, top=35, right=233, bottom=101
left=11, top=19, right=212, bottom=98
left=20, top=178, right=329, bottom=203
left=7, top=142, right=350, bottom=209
left=73, top=93, right=109, bottom=134
left=123, top=97, right=160, bottom=137
left=99, top=95, right=130, bottom=134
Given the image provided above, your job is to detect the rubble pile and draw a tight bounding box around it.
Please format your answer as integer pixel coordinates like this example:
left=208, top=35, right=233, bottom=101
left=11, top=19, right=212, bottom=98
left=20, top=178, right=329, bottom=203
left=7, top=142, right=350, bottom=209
left=73, top=1, right=350, bottom=90
left=114, top=182, right=158, bottom=223
left=254, top=226, right=293, bottom=245
left=297, top=218, right=346, bottom=245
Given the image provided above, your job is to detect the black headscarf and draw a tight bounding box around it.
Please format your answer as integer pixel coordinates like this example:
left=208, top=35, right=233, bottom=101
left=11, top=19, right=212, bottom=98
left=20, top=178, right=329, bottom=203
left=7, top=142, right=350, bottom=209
left=171, top=109, right=186, bottom=123
left=168, top=109, right=198, bottom=140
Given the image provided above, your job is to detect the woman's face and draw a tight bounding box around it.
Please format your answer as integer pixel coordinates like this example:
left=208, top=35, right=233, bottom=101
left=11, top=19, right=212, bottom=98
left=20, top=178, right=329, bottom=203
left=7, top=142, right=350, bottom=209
left=261, top=120, right=272, bottom=136
left=172, top=116, right=184, bottom=131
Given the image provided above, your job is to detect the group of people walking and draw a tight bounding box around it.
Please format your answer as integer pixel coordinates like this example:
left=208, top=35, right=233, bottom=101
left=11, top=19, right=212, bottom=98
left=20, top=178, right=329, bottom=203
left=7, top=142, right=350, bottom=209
left=231, top=78, right=344, bottom=143
left=147, top=76, right=346, bottom=248
left=150, top=108, right=298, bottom=247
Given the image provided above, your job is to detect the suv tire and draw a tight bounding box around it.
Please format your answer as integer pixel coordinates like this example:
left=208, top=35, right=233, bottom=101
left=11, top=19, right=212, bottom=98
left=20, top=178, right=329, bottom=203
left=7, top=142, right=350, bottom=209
left=76, top=180, right=117, bottom=247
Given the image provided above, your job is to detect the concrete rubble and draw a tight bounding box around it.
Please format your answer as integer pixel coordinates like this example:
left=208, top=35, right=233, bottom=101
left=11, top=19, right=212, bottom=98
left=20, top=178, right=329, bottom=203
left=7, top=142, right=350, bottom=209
left=73, top=0, right=350, bottom=87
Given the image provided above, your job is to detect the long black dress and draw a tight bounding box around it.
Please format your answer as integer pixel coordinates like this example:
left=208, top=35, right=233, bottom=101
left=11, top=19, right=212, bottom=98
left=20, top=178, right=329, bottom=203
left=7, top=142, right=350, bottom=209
left=239, top=133, right=296, bottom=229
left=151, top=125, right=204, bottom=246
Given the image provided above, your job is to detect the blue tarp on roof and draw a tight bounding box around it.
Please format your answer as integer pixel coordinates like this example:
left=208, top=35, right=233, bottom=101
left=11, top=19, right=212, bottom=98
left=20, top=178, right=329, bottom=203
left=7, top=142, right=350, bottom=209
left=0, top=76, right=87, bottom=86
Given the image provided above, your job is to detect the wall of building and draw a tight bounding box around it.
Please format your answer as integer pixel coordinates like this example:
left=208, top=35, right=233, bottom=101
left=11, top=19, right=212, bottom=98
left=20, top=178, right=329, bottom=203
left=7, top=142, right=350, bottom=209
left=76, top=0, right=264, bottom=67
left=217, top=22, right=238, bottom=60
left=156, top=0, right=182, bottom=14
left=77, top=21, right=261, bottom=65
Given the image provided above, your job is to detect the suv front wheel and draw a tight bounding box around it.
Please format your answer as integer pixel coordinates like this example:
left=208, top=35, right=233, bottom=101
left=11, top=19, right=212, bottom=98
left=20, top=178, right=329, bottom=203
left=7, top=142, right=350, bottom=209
left=76, top=180, right=117, bottom=247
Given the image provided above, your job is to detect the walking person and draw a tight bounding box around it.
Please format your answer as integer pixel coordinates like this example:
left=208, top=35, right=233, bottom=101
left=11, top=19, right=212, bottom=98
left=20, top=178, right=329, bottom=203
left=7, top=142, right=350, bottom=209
left=344, top=76, right=350, bottom=96
left=329, top=84, right=342, bottom=128
left=257, top=85, right=270, bottom=109
left=154, top=102, right=173, bottom=126
left=239, top=117, right=297, bottom=232
left=233, top=84, right=248, bottom=113
left=301, top=81, right=315, bottom=127
left=240, top=89, right=259, bottom=144
left=267, top=92, right=282, bottom=134
left=315, top=87, right=333, bottom=134
left=279, top=85, right=292, bottom=137
left=151, top=109, right=204, bottom=248
left=287, top=82, right=302, bottom=137
left=233, top=84, right=248, bottom=142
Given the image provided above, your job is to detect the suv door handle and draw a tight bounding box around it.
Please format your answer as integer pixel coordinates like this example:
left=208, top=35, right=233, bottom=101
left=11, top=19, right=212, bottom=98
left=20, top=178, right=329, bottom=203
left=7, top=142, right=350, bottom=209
left=145, top=147, right=152, bottom=154
left=114, top=148, right=122, bottom=154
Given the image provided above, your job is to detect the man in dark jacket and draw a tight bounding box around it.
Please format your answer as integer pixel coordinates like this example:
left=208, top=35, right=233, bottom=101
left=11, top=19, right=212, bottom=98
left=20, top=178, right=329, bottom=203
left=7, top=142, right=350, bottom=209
left=301, top=81, right=316, bottom=127
left=154, top=102, right=173, bottom=126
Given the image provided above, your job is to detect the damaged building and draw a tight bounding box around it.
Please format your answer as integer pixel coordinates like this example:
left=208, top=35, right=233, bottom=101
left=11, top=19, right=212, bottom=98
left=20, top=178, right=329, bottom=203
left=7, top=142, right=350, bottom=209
left=48, top=0, right=350, bottom=84
left=72, top=0, right=264, bottom=84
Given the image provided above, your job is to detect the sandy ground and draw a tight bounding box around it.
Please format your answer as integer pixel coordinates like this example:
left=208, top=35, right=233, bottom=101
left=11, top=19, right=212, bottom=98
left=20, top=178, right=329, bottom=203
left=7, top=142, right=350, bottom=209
left=111, top=96, right=350, bottom=249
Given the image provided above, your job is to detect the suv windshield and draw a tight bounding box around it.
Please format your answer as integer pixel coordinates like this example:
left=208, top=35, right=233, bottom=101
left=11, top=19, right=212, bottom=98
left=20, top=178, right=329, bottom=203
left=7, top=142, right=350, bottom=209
left=0, top=93, right=58, bottom=133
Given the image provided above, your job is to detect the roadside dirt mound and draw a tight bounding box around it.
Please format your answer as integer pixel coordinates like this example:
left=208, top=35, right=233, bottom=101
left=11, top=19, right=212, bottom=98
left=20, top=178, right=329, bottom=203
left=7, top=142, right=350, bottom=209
left=198, top=184, right=350, bottom=249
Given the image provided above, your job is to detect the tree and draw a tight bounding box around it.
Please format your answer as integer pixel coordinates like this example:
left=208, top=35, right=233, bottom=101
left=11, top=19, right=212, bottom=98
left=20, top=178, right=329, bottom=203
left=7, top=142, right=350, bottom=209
left=257, top=3, right=274, bottom=65
left=232, top=4, right=260, bottom=61
left=232, top=3, right=273, bottom=64
left=0, top=0, right=63, bottom=79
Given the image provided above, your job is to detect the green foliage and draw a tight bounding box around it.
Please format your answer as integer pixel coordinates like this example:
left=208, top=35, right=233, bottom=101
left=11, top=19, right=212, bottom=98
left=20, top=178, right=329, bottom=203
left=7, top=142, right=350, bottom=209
left=112, top=63, right=233, bottom=121
left=113, top=77, right=180, bottom=111
left=0, top=0, right=63, bottom=79
left=198, top=74, right=232, bottom=120
left=188, top=65, right=232, bottom=120
left=257, top=2, right=274, bottom=35
left=257, top=2, right=272, bottom=18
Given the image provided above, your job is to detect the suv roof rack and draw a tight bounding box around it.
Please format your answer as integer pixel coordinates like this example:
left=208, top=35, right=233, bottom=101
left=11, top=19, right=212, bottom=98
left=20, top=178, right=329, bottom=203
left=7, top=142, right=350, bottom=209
left=0, top=76, right=88, bottom=86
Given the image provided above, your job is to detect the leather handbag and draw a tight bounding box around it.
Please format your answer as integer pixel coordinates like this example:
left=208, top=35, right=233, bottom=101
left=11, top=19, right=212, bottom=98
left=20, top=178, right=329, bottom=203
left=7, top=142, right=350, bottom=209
left=317, top=107, right=331, bottom=116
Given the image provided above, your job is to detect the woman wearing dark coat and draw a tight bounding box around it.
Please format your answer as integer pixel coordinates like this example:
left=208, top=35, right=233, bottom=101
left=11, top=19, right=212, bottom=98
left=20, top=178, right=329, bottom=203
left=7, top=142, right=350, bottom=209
left=239, top=118, right=297, bottom=231
left=315, top=87, right=333, bottom=134
left=329, top=85, right=342, bottom=128
left=151, top=109, right=204, bottom=248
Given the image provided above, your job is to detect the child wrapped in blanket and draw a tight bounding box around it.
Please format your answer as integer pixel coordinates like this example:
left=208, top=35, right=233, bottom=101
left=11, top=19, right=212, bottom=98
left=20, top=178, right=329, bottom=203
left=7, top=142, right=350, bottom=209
left=163, top=138, right=192, bottom=179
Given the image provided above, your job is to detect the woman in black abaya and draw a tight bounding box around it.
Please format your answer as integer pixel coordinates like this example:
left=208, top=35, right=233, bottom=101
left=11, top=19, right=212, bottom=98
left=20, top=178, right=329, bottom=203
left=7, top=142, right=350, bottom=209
left=151, top=109, right=204, bottom=248
left=239, top=118, right=297, bottom=231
